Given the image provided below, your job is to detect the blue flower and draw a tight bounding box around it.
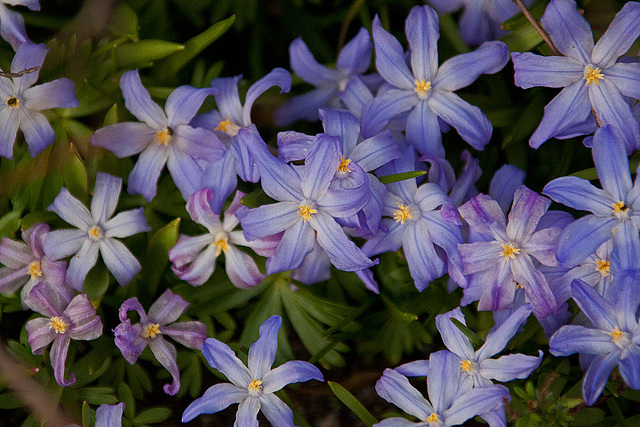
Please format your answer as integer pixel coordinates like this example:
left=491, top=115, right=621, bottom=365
left=0, top=42, right=78, bottom=158
left=549, top=279, right=640, bottom=405
left=90, top=69, right=225, bottom=202
left=0, top=1, right=39, bottom=50
left=275, top=27, right=377, bottom=126
left=191, top=68, right=291, bottom=213
left=95, top=403, right=124, bottom=427
left=511, top=0, right=640, bottom=151
left=375, top=350, right=510, bottom=426
left=361, top=5, right=509, bottom=158
left=182, top=315, right=324, bottom=425
left=236, top=128, right=376, bottom=275
left=543, top=125, right=640, bottom=267
left=43, top=172, right=151, bottom=290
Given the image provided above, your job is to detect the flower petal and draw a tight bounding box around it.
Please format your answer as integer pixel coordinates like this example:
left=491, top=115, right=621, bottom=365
left=19, top=109, right=56, bottom=157
left=265, top=218, right=315, bottom=275
left=258, top=393, right=295, bottom=427
left=182, top=383, right=248, bottom=423
left=435, top=308, right=475, bottom=359
left=66, top=239, right=100, bottom=291
left=375, top=368, right=433, bottom=420
left=202, top=337, right=252, bottom=388
left=22, top=78, right=78, bottom=110
left=591, top=1, right=640, bottom=68
left=247, top=315, right=282, bottom=380
left=127, top=143, right=169, bottom=202
left=582, top=351, right=620, bottom=406
left=406, top=6, right=440, bottom=82
left=434, top=41, right=509, bottom=91
left=120, top=69, right=167, bottom=129
left=91, top=172, right=122, bottom=224
left=99, top=238, right=141, bottom=286
left=540, top=0, right=594, bottom=63
left=372, top=15, right=414, bottom=89
left=480, top=351, right=543, bottom=382
left=511, top=52, right=583, bottom=89
left=50, top=334, right=75, bottom=386
left=149, top=337, right=181, bottom=395
left=89, top=122, right=154, bottom=157
left=262, top=360, right=324, bottom=394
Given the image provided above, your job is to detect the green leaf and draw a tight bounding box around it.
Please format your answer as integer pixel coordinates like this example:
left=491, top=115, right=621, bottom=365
left=0, top=209, right=22, bottom=237
left=240, top=188, right=276, bottom=208
left=500, top=24, right=543, bottom=53
left=73, top=386, right=118, bottom=405
left=61, top=143, right=89, bottom=201
left=114, top=40, right=184, bottom=69
left=118, top=383, right=135, bottom=420
left=81, top=401, right=91, bottom=427
left=570, top=408, right=605, bottom=426
left=378, top=170, right=426, bottom=184
left=0, top=392, right=23, bottom=409
left=328, top=382, right=378, bottom=427
left=103, top=104, right=119, bottom=127
left=108, top=4, right=139, bottom=38
left=83, top=263, right=110, bottom=304
left=142, top=217, right=180, bottom=296
left=132, top=407, right=172, bottom=424
left=450, top=318, right=484, bottom=349
left=155, top=15, right=235, bottom=80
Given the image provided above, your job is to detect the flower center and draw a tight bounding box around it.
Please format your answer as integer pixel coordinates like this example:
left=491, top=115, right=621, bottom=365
left=426, top=413, right=440, bottom=424
left=500, top=243, right=520, bottom=260
left=48, top=316, right=68, bottom=334
left=28, top=261, right=43, bottom=280
left=248, top=379, right=263, bottom=393
left=155, top=127, right=173, bottom=146
left=460, top=359, right=474, bottom=373
left=88, top=225, right=103, bottom=241
left=143, top=323, right=161, bottom=339
left=583, top=66, right=604, bottom=86
left=414, top=79, right=432, bottom=98
left=393, top=203, right=413, bottom=224
left=595, top=258, right=611, bottom=278
left=215, top=117, right=241, bottom=137
left=298, top=204, right=317, bottom=222
left=337, top=156, right=351, bottom=174
left=612, top=200, right=630, bottom=220
left=6, top=96, right=19, bottom=108
left=213, top=237, right=230, bottom=255
left=609, top=327, right=630, bottom=348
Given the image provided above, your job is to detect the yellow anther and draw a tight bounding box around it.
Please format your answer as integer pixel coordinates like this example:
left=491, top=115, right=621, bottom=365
left=595, top=259, right=611, bottom=278
left=612, top=200, right=628, bottom=214
left=6, top=96, right=19, bottom=108
left=583, top=66, right=604, bottom=86
left=213, top=237, right=230, bottom=255
left=88, top=225, right=103, bottom=241
left=28, top=261, right=43, bottom=280
left=215, top=117, right=241, bottom=137
left=414, top=79, right=432, bottom=97
left=516, top=282, right=525, bottom=290
left=500, top=243, right=520, bottom=260
left=155, top=127, right=173, bottom=146
left=298, top=204, right=317, bottom=222
left=426, top=413, right=440, bottom=424
left=248, top=379, right=263, bottom=392
left=48, top=316, right=68, bottom=334
left=610, top=327, right=624, bottom=343
left=337, top=156, right=352, bottom=174
left=460, top=359, right=473, bottom=373
left=393, top=203, right=413, bottom=224
left=143, top=323, right=161, bottom=339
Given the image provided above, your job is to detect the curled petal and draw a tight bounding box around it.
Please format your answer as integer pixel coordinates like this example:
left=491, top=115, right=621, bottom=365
left=51, top=334, right=75, bottom=386
left=149, top=337, right=181, bottom=395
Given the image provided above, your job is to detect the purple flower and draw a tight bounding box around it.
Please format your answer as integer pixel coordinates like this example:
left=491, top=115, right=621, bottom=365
left=43, top=172, right=151, bottom=290
left=543, top=125, right=640, bottom=267
left=0, top=0, right=39, bottom=50
left=362, top=146, right=464, bottom=291
left=25, top=281, right=102, bottom=387
left=182, top=315, right=324, bottom=425
left=90, top=69, right=225, bottom=202
left=361, top=5, right=509, bottom=158
left=169, top=189, right=279, bottom=288
left=375, top=350, right=510, bottom=426
left=114, top=289, right=206, bottom=395
left=0, top=222, right=66, bottom=309
left=236, top=129, right=377, bottom=275
left=549, top=279, right=640, bottom=405
left=458, top=186, right=560, bottom=317
left=192, top=68, right=291, bottom=213
left=428, top=0, right=535, bottom=46
left=0, top=42, right=78, bottom=158
left=95, top=403, right=124, bottom=427
left=511, top=0, right=640, bottom=151
left=275, top=27, right=377, bottom=126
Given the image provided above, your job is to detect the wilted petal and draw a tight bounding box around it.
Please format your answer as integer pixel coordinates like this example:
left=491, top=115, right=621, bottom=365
left=65, top=294, right=102, bottom=341
left=162, top=321, right=206, bottom=350
left=95, top=403, right=125, bottom=427
left=149, top=337, right=181, bottom=395
left=51, top=334, right=75, bottom=386
left=148, top=289, right=190, bottom=325
left=26, top=317, right=56, bottom=354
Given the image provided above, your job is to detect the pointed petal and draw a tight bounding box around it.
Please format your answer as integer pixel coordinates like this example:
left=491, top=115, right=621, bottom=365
left=104, top=208, right=150, bottom=238
left=26, top=317, right=56, bottom=354
left=619, top=345, right=640, bottom=390
left=435, top=308, right=475, bottom=359
left=149, top=337, right=181, bottom=395
left=375, top=368, right=433, bottom=420
left=127, top=143, right=169, bottom=201
left=540, top=0, right=594, bottom=63
left=406, top=6, right=440, bottom=82
left=582, top=351, right=620, bottom=406
left=289, top=37, right=341, bottom=86
left=591, top=2, right=640, bottom=68
left=443, top=384, right=511, bottom=425
left=258, top=393, right=295, bottom=427
left=162, top=321, right=206, bottom=350
left=166, top=145, right=204, bottom=201
left=605, top=62, right=640, bottom=100
left=591, top=125, right=632, bottom=202
left=202, top=338, right=252, bottom=388
left=243, top=68, right=291, bottom=125
left=435, top=41, right=509, bottom=91
left=555, top=216, right=617, bottom=267
left=549, top=324, right=616, bottom=357
left=120, top=69, right=167, bottom=129
left=372, top=15, right=414, bottom=89
left=301, top=134, right=341, bottom=200
left=210, top=75, right=243, bottom=123
left=224, top=246, right=265, bottom=289
left=511, top=52, right=582, bottom=89
left=506, top=186, right=550, bottom=243
left=11, top=43, right=47, bottom=90
left=19, top=109, right=55, bottom=157
left=22, top=79, right=78, bottom=110
left=542, top=176, right=615, bottom=216
left=477, top=304, right=532, bottom=360
left=90, top=172, right=121, bottom=224
left=427, top=350, right=462, bottom=413
left=570, top=279, right=618, bottom=331
left=361, top=89, right=417, bottom=139
left=247, top=315, right=281, bottom=380
left=166, top=85, right=214, bottom=126
left=337, top=27, right=373, bottom=74
left=182, top=383, right=248, bottom=423
left=480, top=351, right=543, bottom=382
left=99, top=238, right=141, bottom=286
left=90, top=122, right=154, bottom=157
left=265, top=218, right=315, bottom=275
left=458, top=194, right=507, bottom=241
left=42, top=229, right=86, bottom=262
left=395, top=359, right=429, bottom=377
left=262, top=360, right=323, bottom=393
left=589, top=79, right=640, bottom=153
left=235, top=202, right=299, bottom=241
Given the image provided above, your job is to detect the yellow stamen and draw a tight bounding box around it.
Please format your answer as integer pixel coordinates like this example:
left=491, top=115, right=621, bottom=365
left=215, top=117, right=241, bottom=137
left=143, top=323, right=161, bottom=339
left=155, top=127, right=173, bottom=146
left=88, top=225, right=103, bottom=241
left=612, top=200, right=628, bottom=214
left=460, top=359, right=473, bottom=373
left=414, top=79, right=432, bottom=97
left=337, top=156, right=352, bottom=174
left=298, top=204, right=317, bottom=222
left=610, top=327, right=624, bottom=343
left=6, top=96, right=19, bottom=108
left=48, top=316, right=67, bottom=334
left=28, top=261, right=43, bottom=280
left=500, top=243, right=520, bottom=260
left=583, top=66, right=604, bottom=86
left=426, top=413, right=439, bottom=423
left=213, top=237, right=230, bottom=255
left=595, top=259, right=611, bottom=278
left=516, top=283, right=525, bottom=290
left=248, top=379, right=263, bottom=392
left=393, top=203, right=413, bottom=224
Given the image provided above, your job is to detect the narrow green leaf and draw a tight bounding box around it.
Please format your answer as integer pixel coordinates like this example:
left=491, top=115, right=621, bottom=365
left=73, top=386, right=118, bottom=405
left=142, top=218, right=180, bottom=296
left=61, top=143, right=88, bottom=201
left=114, top=40, right=184, bottom=69
left=328, top=382, right=378, bottom=427
left=108, top=4, right=139, bottom=38
left=103, top=104, right=119, bottom=127
left=240, top=188, right=276, bottom=208
left=0, top=210, right=22, bottom=237
left=83, top=263, right=110, bottom=304
left=81, top=401, right=91, bottom=427
left=450, top=318, right=484, bottom=349
left=378, top=170, right=426, bottom=184
left=501, top=24, right=543, bottom=53
left=132, top=407, right=172, bottom=424
left=118, top=383, right=135, bottom=420
left=156, top=15, right=235, bottom=79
